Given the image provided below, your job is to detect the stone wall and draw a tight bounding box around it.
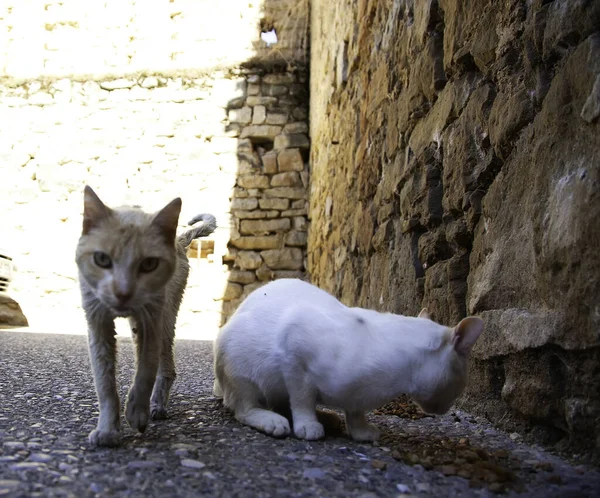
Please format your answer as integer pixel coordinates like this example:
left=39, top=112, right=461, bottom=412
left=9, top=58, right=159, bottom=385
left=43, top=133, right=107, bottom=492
left=309, top=0, right=600, bottom=458
left=221, top=69, right=310, bottom=323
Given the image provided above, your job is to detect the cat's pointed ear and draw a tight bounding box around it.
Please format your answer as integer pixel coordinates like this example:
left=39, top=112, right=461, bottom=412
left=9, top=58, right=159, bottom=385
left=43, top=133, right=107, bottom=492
left=153, top=198, right=182, bottom=244
left=83, top=186, right=111, bottom=234
left=451, top=317, right=484, bottom=355
left=418, top=308, right=430, bottom=319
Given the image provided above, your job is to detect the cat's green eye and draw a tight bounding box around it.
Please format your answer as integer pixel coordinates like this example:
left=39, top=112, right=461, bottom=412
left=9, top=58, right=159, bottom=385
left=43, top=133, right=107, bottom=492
left=93, top=251, right=112, bottom=269
left=139, top=257, right=159, bottom=273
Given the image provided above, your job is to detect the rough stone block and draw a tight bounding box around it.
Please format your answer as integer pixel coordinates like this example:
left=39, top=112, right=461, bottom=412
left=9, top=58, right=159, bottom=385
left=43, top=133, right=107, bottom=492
left=230, top=235, right=281, bottom=250
left=285, top=230, right=308, bottom=247
left=231, top=198, right=258, bottom=210
left=256, top=265, right=274, bottom=281
left=293, top=216, right=308, bottom=231
left=264, top=187, right=307, bottom=199
left=262, top=84, right=288, bottom=97
left=277, top=149, right=304, bottom=172
left=284, top=122, right=309, bottom=134
left=227, top=270, right=256, bottom=285
left=237, top=175, right=270, bottom=189
left=246, top=96, right=278, bottom=106
left=263, top=74, right=295, bottom=85
left=233, top=210, right=279, bottom=219
left=252, top=105, right=266, bottom=124
left=274, top=133, right=310, bottom=150
left=260, top=248, right=304, bottom=270
left=240, top=218, right=291, bottom=235
left=271, top=171, right=302, bottom=187
left=259, top=198, right=290, bottom=210
left=240, top=125, right=282, bottom=140
left=266, top=112, right=289, bottom=125
left=247, top=83, right=260, bottom=96
left=221, top=282, right=243, bottom=301
left=262, top=151, right=278, bottom=174
left=234, top=251, right=263, bottom=270
left=229, top=107, right=252, bottom=124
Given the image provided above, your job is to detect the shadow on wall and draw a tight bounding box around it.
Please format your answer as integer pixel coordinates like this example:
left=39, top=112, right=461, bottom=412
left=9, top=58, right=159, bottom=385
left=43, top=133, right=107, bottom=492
left=218, top=0, right=311, bottom=325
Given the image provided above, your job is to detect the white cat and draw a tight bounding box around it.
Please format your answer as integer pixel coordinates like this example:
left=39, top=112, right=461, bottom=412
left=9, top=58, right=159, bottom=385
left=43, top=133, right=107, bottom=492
left=213, top=278, right=483, bottom=441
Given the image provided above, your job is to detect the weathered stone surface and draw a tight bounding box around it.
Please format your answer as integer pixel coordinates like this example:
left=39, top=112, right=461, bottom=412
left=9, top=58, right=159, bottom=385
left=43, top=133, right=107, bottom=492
left=233, top=209, right=279, bottom=219
left=266, top=111, right=288, bottom=125
left=0, top=295, right=28, bottom=327
left=231, top=198, right=258, bottom=210
left=246, top=96, right=278, bottom=106
left=230, top=235, right=281, bottom=250
left=264, top=187, right=306, bottom=200
left=274, top=133, right=310, bottom=150
left=237, top=175, right=270, bottom=189
left=278, top=148, right=304, bottom=172
left=309, top=0, right=600, bottom=458
left=240, top=125, right=282, bottom=140
left=285, top=230, right=308, bottom=247
left=229, top=107, right=252, bottom=124
left=221, top=282, right=243, bottom=301
left=227, top=270, right=256, bottom=285
left=259, top=198, right=289, bottom=210
left=260, top=248, right=304, bottom=270
left=252, top=105, right=266, bottom=124
left=270, top=172, right=301, bottom=187
left=240, top=218, right=291, bottom=235
left=235, top=251, right=263, bottom=270
left=262, top=151, right=278, bottom=174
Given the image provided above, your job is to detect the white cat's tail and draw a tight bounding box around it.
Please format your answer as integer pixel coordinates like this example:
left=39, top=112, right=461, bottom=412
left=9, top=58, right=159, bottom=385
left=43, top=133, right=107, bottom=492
left=178, top=214, right=217, bottom=247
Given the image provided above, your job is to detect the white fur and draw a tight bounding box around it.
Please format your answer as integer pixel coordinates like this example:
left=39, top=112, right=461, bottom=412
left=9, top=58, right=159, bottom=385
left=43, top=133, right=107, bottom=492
left=213, top=279, right=483, bottom=441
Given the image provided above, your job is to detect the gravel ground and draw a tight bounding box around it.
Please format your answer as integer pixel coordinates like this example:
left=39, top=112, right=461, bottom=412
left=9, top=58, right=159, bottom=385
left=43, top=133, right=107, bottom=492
left=0, top=331, right=598, bottom=498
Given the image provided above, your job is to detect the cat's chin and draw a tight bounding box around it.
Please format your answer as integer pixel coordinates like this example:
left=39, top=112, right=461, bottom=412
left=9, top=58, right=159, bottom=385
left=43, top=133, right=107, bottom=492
left=110, top=307, right=133, bottom=318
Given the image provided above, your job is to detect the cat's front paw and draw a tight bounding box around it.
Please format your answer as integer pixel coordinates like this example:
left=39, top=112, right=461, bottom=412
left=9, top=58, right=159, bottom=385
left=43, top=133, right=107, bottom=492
left=126, top=396, right=150, bottom=433
left=151, top=405, right=168, bottom=420
left=349, top=423, right=380, bottom=442
left=89, top=428, right=121, bottom=447
left=294, top=421, right=325, bottom=440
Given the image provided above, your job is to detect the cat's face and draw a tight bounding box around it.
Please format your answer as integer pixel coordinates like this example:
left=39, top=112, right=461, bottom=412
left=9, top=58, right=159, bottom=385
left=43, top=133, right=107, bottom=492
left=411, top=316, right=483, bottom=415
left=76, top=187, right=181, bottom=317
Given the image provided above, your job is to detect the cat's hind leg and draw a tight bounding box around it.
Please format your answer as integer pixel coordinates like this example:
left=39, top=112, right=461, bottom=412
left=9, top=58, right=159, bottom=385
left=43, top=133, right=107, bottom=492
left=344, top=410, right=380, bottom=442
left=223, top=377, right=290, bottom=438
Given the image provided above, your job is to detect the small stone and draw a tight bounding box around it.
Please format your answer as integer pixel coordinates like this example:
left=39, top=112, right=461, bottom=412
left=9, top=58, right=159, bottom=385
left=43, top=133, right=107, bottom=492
left=302, top=454, right=316, bottom=462
left=285, top=231, right=308, bottom=247
left=259, top=198, right=289, bottom=210
left=247, top=83, right=260, bottom=95
left=3, top=441, right=25, bottom=451
left=489, top=482, right=505, bottom=493
left=100, top=79, right=135, bottom=90
left=127, top=460, right=159, bottom=470
left=371, top=460, right=387, bottom=470
left=90, top=483, right=104, bottom=493
left=28, top=453, right=53, bottom=463
left=302, top=468, right=326, bottom=479
left=234, top=210, right=279, bottom=219
left=293, top=216, right=308, bottom=231
left=284, top=122, right=309, bottom=134
left=230, top=235, right=281, bottom=250
left=263, top=74, right=294, bottom=85
left=181, top=459, right=206, bottom=470
left=221, top=283, right=243, bottom=301
left=264, top=187, right=307, bottom=200
left=28, top=92, right=54, bottom=106
left=440, top=464, right=457, bottom=476
left=9, top=462, right=46, bottom=471
left=240, top=218, right=291, bottom=235
left=415, top=483, right=431, bottom=492
left=391, top=450, right=403, bottom=461
left=0, top=480, right=20, bottom=491
left=396, top=484, right=411, bottom=493
left=256, top=265, right=273, bottom=281
left=141, top=77, right=160, bottom=89
left=246, top=96, right=277, bottom=106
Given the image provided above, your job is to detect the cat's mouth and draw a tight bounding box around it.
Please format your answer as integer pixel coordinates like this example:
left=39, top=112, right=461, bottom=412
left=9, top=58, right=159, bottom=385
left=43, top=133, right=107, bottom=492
left=110, top=306, right=133, bottom=317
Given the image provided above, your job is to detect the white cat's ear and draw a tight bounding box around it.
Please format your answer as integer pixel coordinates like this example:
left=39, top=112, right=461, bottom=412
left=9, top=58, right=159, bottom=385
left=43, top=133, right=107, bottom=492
left=451, top=317, right=483, bottom=355
left=153, top=198, right=182, bottom=244
left=82, top=185, right=111, bottom=234
left=418, top=308, right=430, bottom=319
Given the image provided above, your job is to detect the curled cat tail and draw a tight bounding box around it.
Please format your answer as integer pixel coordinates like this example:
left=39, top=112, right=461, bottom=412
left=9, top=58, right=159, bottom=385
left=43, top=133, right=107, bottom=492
left=178, top=213, right=217, bottom=247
